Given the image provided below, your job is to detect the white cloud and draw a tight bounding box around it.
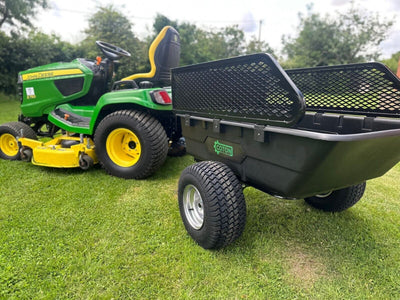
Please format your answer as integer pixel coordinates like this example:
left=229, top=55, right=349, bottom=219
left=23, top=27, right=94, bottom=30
left=389, top=0, right=400, bottom=10
left=331, top=0, right=350, bottom=6
left=240, top=12, right=258, bottom=33
left=50, top=1, right=61, bottom=17
left=381, top=30, right=400, bottom=58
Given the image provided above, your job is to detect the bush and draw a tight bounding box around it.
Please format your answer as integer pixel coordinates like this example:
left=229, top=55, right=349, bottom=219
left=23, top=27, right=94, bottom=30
left=0, top=31, right=82, bottom=94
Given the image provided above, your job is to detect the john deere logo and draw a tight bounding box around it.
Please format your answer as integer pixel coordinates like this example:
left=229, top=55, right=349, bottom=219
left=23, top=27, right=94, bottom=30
left=214, top=140, right=233, bottom=157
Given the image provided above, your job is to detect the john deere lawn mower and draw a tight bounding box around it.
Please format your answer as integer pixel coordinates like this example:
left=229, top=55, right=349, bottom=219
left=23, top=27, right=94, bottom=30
left=0, top=26, right=183, bottom=179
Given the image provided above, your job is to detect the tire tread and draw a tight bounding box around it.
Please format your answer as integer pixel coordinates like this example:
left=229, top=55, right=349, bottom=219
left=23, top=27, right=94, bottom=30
left=0, top=122, right=37, bottom=160
left=94, top=110, right=168, bottom=179
left=305, top=182, right=366, bottom=212
left=179, top=161, right=246, bottom=249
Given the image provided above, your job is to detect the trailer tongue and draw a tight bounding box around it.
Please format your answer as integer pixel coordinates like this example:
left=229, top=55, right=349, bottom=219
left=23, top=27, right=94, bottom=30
left=172, top=53, right=400, bottom=249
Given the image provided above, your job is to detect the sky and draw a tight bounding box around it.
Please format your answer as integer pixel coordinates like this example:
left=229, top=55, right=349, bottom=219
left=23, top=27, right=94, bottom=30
left=32, top=0, right=400, bottom=59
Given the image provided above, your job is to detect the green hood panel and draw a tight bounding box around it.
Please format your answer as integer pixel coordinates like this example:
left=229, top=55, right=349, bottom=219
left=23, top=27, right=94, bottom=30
left=19, top=59, right=93, bottom=117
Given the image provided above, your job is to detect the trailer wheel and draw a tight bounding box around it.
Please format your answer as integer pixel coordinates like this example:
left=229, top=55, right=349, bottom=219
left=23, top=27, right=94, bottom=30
left=0, top=122, right=37, bottom=160
left=305, top=182, right=366, bottom=212
left=94, top=110, right=168, bottom=179
left=178, top=161, right=246, bottom=249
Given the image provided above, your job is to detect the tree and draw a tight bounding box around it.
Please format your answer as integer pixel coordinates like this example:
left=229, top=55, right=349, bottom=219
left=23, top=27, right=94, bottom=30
left=152, top=13, right=178, bottom=34
left=0, top=31, right=81, bottom=94
left=245, top=37, right=275, bottom=56
left=0, top=0, right=48, bottom=29
left=177, top=23, right=247, bottom=64
left=282, top=4, right=393, bottom=68
left=151, top=14, right=274, bottom=67
left=79, top=5, right=145, bottom=79
left=381, top=51, right=400, bottom=74
left=222, top=25, right=246, bottom=57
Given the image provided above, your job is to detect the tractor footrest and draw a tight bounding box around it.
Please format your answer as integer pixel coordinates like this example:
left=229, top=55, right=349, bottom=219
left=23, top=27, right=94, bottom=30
left=51, top=108, right=90, bottom=128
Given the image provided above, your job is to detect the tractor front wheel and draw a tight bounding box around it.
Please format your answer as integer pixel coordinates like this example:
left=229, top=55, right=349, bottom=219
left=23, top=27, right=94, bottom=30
left=94, top=110, right=168, bottom=179
left=0, top=122, right=37, bottom=160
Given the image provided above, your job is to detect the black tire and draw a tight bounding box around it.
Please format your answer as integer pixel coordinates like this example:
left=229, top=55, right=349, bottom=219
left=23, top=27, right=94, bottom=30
left=178, top=161, right=246, bottom=249
left=79, top=154, right=94, bottom=170
left=305, top=182, right=366, bottom=212
left=20, top=147, right=33, bottom=162
left=94, top=110, right=168, bottom=179
left=0, top=122, right=37, bottom=160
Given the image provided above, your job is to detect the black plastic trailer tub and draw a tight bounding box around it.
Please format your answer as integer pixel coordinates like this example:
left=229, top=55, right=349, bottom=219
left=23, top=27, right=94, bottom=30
left=172, top=53, right=400, bottom=249
left=176, top=112, right=400, bottom=200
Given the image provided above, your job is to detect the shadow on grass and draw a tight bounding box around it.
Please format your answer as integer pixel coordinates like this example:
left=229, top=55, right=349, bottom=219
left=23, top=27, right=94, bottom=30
left=219, top=187, right=388, bottom=278
left=146, top=155, right=194, bottom=182
left=17, top=154, right=191, bottom=179
left=10, top=155, right=387, bottom=270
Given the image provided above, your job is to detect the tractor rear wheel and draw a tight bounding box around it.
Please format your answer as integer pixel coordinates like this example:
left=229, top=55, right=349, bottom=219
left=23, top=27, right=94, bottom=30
left=94, top=110, right=168, bottom=179
left=0, top=122, right=37, bottom=160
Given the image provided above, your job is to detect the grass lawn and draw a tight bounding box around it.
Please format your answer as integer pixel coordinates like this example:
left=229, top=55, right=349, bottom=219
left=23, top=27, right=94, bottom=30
left=0, top=97, right=399, bottom=299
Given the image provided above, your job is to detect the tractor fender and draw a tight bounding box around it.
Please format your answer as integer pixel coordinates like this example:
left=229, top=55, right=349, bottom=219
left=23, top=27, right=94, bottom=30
left=89, top=88, right=172, bottom=133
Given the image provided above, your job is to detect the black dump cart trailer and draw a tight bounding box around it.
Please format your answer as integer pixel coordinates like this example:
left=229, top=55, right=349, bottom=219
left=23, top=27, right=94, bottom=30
left=171, top=53, right=400, bottom=249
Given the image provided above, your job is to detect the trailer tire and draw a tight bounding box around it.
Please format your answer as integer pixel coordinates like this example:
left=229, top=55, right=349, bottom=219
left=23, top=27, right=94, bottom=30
left=178, top=161, right=246, bottom=249
left=0, top=122, right=37, bottom=160
left=305, top=182, right=366, bottom=212
left=94, top=110, right=168, bottom=179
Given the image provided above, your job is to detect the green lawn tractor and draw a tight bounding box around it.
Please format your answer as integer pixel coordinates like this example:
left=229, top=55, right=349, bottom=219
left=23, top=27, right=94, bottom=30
left=0, top=26, right=184, bottom=179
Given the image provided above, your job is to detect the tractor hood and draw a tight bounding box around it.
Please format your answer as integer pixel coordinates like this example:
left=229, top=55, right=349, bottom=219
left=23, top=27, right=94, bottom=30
left=19, top=60, right=90, bottom=82
left=18, top=59, right=99, bottom=117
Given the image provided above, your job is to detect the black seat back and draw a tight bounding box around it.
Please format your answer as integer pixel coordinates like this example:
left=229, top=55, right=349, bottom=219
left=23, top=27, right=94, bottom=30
left=122, top=26, right=180, bottom=86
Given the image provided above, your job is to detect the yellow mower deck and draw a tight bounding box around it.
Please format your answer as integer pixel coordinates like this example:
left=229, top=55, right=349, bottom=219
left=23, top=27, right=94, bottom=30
left=19, top=136, right=97, bottom=168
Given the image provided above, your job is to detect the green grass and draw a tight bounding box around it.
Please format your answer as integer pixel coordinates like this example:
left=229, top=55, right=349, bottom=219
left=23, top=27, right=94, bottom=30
left=1, top=97, right=400, bottom=299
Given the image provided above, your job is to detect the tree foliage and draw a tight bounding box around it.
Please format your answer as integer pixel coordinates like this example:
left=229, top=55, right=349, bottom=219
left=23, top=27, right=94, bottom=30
left=151, top=14, right=274, bottom=67
left=0, top=31, right=81, bottom=93
left=0, top=0, right=48, bottom=29
left=0, top=4, right=397, bottom=96
left=245, top=37, right=275, bottom=55
left=79, top=5, right=146, bottom=79
left=381, top=51, right=400, bottom=74
left=282, top=5, right=393, bottom=68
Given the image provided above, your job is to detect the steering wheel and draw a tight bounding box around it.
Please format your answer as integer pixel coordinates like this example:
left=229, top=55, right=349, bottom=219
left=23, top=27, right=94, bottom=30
left=96, top=41, right=131, bottom=60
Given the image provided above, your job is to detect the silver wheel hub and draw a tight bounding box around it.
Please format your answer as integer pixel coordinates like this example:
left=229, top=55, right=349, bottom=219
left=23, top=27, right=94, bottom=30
left=182, top=184, right=204, bottom=230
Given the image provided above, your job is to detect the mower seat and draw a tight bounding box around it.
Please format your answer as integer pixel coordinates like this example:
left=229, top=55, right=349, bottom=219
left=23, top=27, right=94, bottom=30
left=121, top=26, right=180, bottom=87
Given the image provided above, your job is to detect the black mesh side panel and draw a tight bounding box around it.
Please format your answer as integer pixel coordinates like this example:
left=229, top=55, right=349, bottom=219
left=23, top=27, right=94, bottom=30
left=54, top=77, right=84, bottom=96
left=286, top=63, right=400, bottom=117
left=172, top=54, right=305, bottom=127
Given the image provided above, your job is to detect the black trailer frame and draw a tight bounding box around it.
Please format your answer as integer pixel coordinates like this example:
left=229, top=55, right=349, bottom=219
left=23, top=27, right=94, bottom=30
left=172, top=53, right=400, bottom=249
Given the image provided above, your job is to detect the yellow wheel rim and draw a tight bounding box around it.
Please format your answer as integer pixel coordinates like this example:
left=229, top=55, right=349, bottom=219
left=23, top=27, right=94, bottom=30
left=106, top=128, right=141, bottom=167
left=0, top=133, right=19, bottom=157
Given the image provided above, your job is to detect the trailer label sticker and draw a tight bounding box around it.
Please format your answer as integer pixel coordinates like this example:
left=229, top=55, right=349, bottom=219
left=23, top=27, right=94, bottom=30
left=214, top=140, right=233, bottom=157
left=26, top=87, right=36, bottom=99
left=205, top=137, right=244, bottom=162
